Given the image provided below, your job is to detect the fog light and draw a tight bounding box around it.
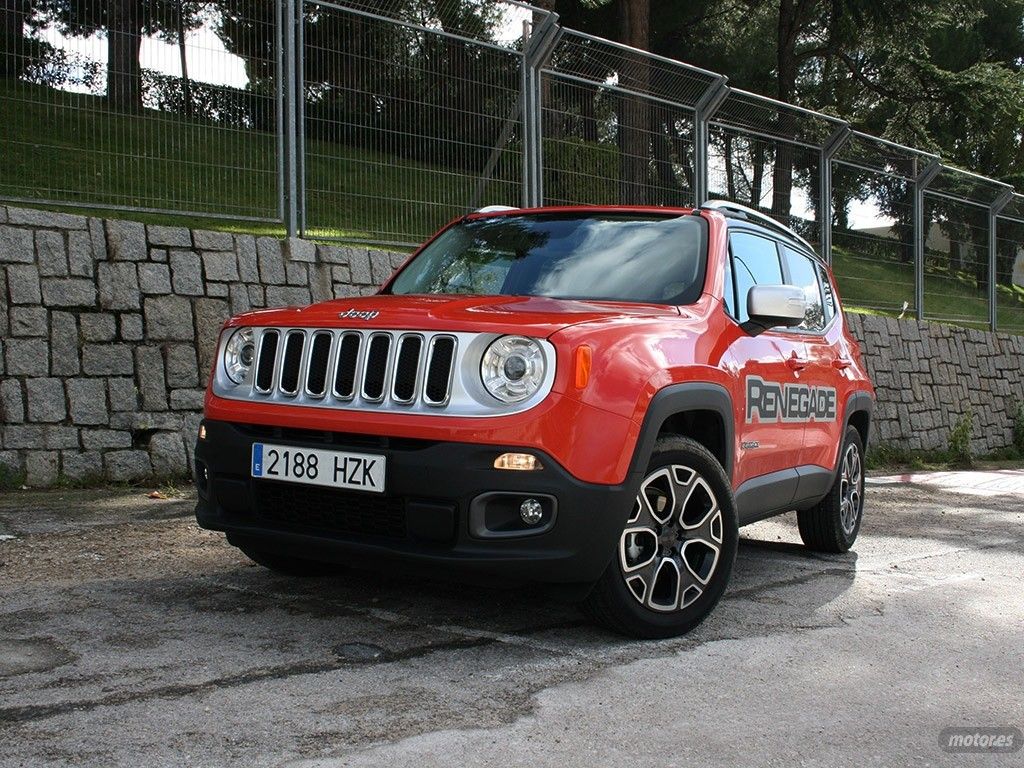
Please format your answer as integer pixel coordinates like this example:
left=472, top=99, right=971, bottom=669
left=198, top=424, right=207, bottom=440
left=494, top=452, right=543, bottom=471
left=520, top=498, right=544, bottom=525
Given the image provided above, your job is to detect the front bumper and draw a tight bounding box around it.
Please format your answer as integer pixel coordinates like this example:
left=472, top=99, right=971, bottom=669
left=194, top=420, right=639, bottom=585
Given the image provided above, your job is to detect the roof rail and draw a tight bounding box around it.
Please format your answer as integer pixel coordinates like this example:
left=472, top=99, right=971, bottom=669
left=475, top=205, right=519, bottom=213
left=701, top=199, right=817, bottom=254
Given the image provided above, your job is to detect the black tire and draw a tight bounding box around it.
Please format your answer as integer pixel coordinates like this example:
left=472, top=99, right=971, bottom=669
left=238, top=546, right=344, bottom=577
left=582, top=436, right=739, bottom=639
left=797, top=425, right=865, bottom=553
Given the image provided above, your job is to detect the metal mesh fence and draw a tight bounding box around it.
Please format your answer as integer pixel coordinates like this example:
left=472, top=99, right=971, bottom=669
left=0, top=0, right=280, bottom=220
left=830, top=162, right=916, bottom=316
left=2, top=0, right=1024, bottom=331
left=923, top=194, right=991, bottom=328
left=995, top=215, right=1024, bottom=332
left=540, top=72, right=696, bottom=208
left=300, top=0, right=525, bottom=245
left=706, top=126, right=820, bottom=248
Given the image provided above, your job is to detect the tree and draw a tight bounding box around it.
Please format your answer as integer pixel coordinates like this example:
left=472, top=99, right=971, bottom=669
left=39, top=0, right=203, bottom=111
left=611, top=0, right=649, bottom=204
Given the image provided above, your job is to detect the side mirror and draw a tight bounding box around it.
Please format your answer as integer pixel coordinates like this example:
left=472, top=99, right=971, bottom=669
left=742, top=285, right=807, bottom=336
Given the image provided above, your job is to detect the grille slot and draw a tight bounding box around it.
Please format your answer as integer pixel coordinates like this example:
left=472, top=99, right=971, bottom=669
left=392, top=335, right=423, bottom=403
left=333, top=332, right=361, bottom=399
left=305, top=331, right=333, bottom=398
left=424, top=336, right=456, bottom=405
left=255, top=331, right=279, bottom=393
left=279, top=331, right=305, bottom=395
left=362, top=334, right=392, bottom=401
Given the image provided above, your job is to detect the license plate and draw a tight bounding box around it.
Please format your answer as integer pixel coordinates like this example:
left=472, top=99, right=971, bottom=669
left=251, top=443, right=385, bottom=493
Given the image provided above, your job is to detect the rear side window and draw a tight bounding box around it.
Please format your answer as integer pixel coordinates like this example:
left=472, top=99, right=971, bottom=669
left=729, top=232, right=784, bottom=323
left=816, top=263, right=837, bottom=323
left=781, top=246, right=826, bottom=332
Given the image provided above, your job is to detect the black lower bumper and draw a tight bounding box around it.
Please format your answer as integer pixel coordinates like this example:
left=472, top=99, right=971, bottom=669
left=194, top=420, right=638, bottom=585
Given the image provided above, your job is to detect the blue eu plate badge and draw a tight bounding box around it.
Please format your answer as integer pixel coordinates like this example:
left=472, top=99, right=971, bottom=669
left=251, top=443, right=264, bottom=477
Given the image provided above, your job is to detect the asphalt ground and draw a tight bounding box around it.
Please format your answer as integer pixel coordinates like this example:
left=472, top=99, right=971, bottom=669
left=0, top=472, right=1022, bottom=767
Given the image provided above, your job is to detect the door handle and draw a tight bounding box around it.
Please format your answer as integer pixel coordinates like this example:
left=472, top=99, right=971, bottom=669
left=786, top=356, right=808, bottom=372
left=831, top=357, right=853, bottom=370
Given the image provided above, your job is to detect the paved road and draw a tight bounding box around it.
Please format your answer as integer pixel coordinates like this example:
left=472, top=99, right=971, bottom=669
left=0, top=474, right=1021, bottom=767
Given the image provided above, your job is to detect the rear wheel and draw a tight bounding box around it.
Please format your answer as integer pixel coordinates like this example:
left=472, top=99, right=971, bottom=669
left=797, top=425, right=865, bottom=553
left=582, top=436, right=739, bottom=639
left=238, top=546, right=344, bottom=577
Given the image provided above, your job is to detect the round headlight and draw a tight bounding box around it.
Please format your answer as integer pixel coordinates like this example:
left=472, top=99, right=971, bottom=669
left=223, top=327, right=255, bottom=385
left=480, top=335, right=546, bottom=403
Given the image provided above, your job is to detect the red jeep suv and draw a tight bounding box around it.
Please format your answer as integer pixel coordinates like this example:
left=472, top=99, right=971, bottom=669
left=194, top=201, right=874, bottom=638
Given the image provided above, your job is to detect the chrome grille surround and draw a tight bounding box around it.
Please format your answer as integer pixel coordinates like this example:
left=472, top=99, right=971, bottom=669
left=212, top=327, right=557, bottom=418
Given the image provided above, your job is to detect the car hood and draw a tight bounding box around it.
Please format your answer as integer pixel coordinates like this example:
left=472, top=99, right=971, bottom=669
left=230, top=294, right=682, bottom=337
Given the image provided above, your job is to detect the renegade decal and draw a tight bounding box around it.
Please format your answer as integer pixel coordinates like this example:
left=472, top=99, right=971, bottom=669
left=745, top=376, right=837, bottom=424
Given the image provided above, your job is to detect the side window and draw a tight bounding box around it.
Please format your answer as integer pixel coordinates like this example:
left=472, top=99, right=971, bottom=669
left=816, top=263, right=837, bottom=323
left=729, top=232, right=784, bottom=323
left=722, top=248, right=735, bottom=317
left=781, top=246, right=825, bottom=332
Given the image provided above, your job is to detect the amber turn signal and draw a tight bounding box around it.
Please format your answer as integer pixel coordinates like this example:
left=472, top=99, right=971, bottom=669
left=574, top=345, right=592, bottom=389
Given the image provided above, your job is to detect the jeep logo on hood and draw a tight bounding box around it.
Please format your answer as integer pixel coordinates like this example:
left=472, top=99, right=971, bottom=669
left=338, top=308, right=380, bottom=321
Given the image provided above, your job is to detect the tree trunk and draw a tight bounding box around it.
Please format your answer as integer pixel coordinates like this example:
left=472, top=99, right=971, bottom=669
left=751, top=143, right=765, bottom=208
left=724, top=134, right=735, bottom=200
left=653, top=109, right=681, bottom=205
left=616, top=0, right=650, bottom=205
left=772, top=0, right=800, bottom=218
left=107, top=0, right=144, bottom=111
left=176, top=0, right=193, bottom=118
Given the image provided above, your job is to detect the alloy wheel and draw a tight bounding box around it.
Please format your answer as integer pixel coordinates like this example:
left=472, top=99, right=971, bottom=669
left=839, top=443, right=863, bottom=535
left=618, top=465, right=724, bottom=612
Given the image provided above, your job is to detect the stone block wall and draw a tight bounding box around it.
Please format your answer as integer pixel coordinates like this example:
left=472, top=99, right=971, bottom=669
left=847, top=313, right=1024, bottom=455
left=1, top=205, right=1022, bottom=488
left=0, top=206, right=405, bottom=487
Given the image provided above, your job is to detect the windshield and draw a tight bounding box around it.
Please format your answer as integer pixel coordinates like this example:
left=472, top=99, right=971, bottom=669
left=388, top=213, right=708, bottom=305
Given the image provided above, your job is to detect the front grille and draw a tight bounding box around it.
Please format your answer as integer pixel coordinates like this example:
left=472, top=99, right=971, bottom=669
left=243, top=327, right=458, bottom=412
left=253, top=480, right=407, bottom=539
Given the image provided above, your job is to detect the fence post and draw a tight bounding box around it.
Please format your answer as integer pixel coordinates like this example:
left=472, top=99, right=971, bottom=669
left=521, top=14, right=561, bottom=208
left=281, top=0, right=299, bottom=237
left=693, top=77, right=729, bottom=206
left=913, top=160, right=942, bottom=321
left=989, top=189, right=1014, bottom=331
left=819, top=126, right=850, bottom=264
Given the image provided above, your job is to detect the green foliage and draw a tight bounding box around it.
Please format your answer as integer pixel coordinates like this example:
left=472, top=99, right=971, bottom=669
left=1012, top=398, right=1024, bottom=454
left=542, top=138, right=619, bottom=205
left=948, top=407, right=975, bottom=466
left=0, top=463, right=27, bottom=492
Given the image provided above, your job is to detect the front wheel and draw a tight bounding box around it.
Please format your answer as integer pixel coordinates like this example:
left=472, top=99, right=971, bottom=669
left=582, top=436, right=739, bottom=639
left=797, top=425, right=865, bottom=553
